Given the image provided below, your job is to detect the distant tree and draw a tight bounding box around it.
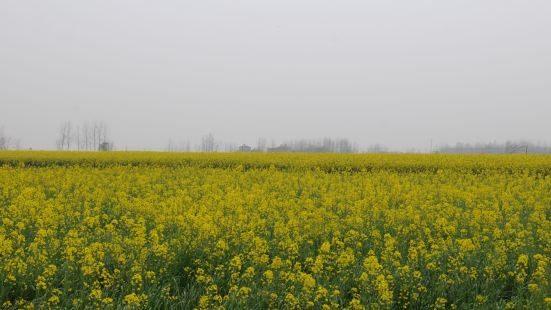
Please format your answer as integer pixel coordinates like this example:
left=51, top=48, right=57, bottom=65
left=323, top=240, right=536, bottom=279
left=57, top=121, right=112, bottom=151
left=201, top=133, right=218, bottom=152
left=322, top=137, right=334, bottom=152
left=75, top=124, right=81, bottom=151
left=93, top=122, right=99, bottom=150
left=224, top=143, right=238, bottom=152
left=56, top=121, right=72, bottom=150
left=366, top=144, right=388, bottom=153
left=256, top=137, right=267, bottom=152
left=0, top=127, right=18, bottom=150
left=272, top=137, right=358, bottom=153
left=166, top=139, right=192, bottom=152
left=166, top=139, right=175, bottom=152
left=437, top=141, right=550, bottom=154
left=0, top=128, right=8, bottom=150
left=82, top=122, right=90, bottom=150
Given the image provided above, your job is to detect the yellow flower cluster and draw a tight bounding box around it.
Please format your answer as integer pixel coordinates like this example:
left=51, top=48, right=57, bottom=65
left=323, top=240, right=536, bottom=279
left=0, top=151, right=549, bottom=308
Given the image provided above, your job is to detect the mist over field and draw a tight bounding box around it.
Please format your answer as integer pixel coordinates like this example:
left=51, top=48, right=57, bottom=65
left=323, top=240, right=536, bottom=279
left=1, top=2, right=551, bottom=308
left=1, top=1, right=551, bottom=151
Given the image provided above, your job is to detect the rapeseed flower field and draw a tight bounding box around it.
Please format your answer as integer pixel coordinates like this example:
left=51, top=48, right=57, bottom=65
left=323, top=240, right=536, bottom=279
left=0, top=152, right=550, bottom=309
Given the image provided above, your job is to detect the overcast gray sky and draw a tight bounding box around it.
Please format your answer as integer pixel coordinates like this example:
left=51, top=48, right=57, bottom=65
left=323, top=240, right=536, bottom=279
left=1, top=0, right=550, bottom=151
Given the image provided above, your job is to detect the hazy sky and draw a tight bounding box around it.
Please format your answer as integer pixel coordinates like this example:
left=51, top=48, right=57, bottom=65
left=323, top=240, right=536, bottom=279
left=1, top=1, right=550, bottom=151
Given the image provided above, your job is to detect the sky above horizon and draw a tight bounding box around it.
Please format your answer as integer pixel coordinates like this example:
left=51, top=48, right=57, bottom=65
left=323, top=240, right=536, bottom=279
left=1, top=0, right=550, bottom=151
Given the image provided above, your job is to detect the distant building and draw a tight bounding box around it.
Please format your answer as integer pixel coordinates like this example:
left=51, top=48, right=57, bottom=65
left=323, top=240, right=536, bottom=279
left=238, top=144, right=252, bottom=152
left=267, top=144, right=291, bottom=152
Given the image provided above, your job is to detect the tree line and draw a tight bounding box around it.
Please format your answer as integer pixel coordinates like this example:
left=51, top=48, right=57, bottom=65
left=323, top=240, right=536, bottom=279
left=274, top=137, right=358, bottom=153
left=0, top=127, right=20, bottom=150
left=2, top=122, right=551, bottom=154
left=56, top=121, right=113, bottom=151
left=436, top=141, right=551, bottom=154
left=166, top=134, right=359, bottom=153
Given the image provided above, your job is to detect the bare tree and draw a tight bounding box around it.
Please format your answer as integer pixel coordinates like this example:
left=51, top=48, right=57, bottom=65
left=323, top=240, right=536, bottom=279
left=0, top=128, right=7, bottom=150
left=83, top=122, right=91, bottom=150
left=100, top=121, right=108, bottom=148
left=166, top=139, right=192, bottom=152
left=56, top=121, right=72, bottom=150
left=201, top=133, right=218, bottom=152
left=224, top=143, right=237, bottom=152
left=437, top=140, right=551, bottom=154
left=366, top=144, right=388, bottom=153
left=270, top=137, right=359, bottom=153
left=256, top=137, right=267, bottom=152
left=57, top=120, right=112, bottom=151
left=0, top=127, right=14, bottom=150
left=75, top=124, right=81, bottom=151
left=166, top=139, right=175, bottom=152
left=92, top=122, right=98, bottom=150
left=66, top=121, right=72, bottom=150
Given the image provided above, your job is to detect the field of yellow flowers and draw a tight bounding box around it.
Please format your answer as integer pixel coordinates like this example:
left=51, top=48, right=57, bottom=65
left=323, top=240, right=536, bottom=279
left=0, top=151, right=550, bottom=309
